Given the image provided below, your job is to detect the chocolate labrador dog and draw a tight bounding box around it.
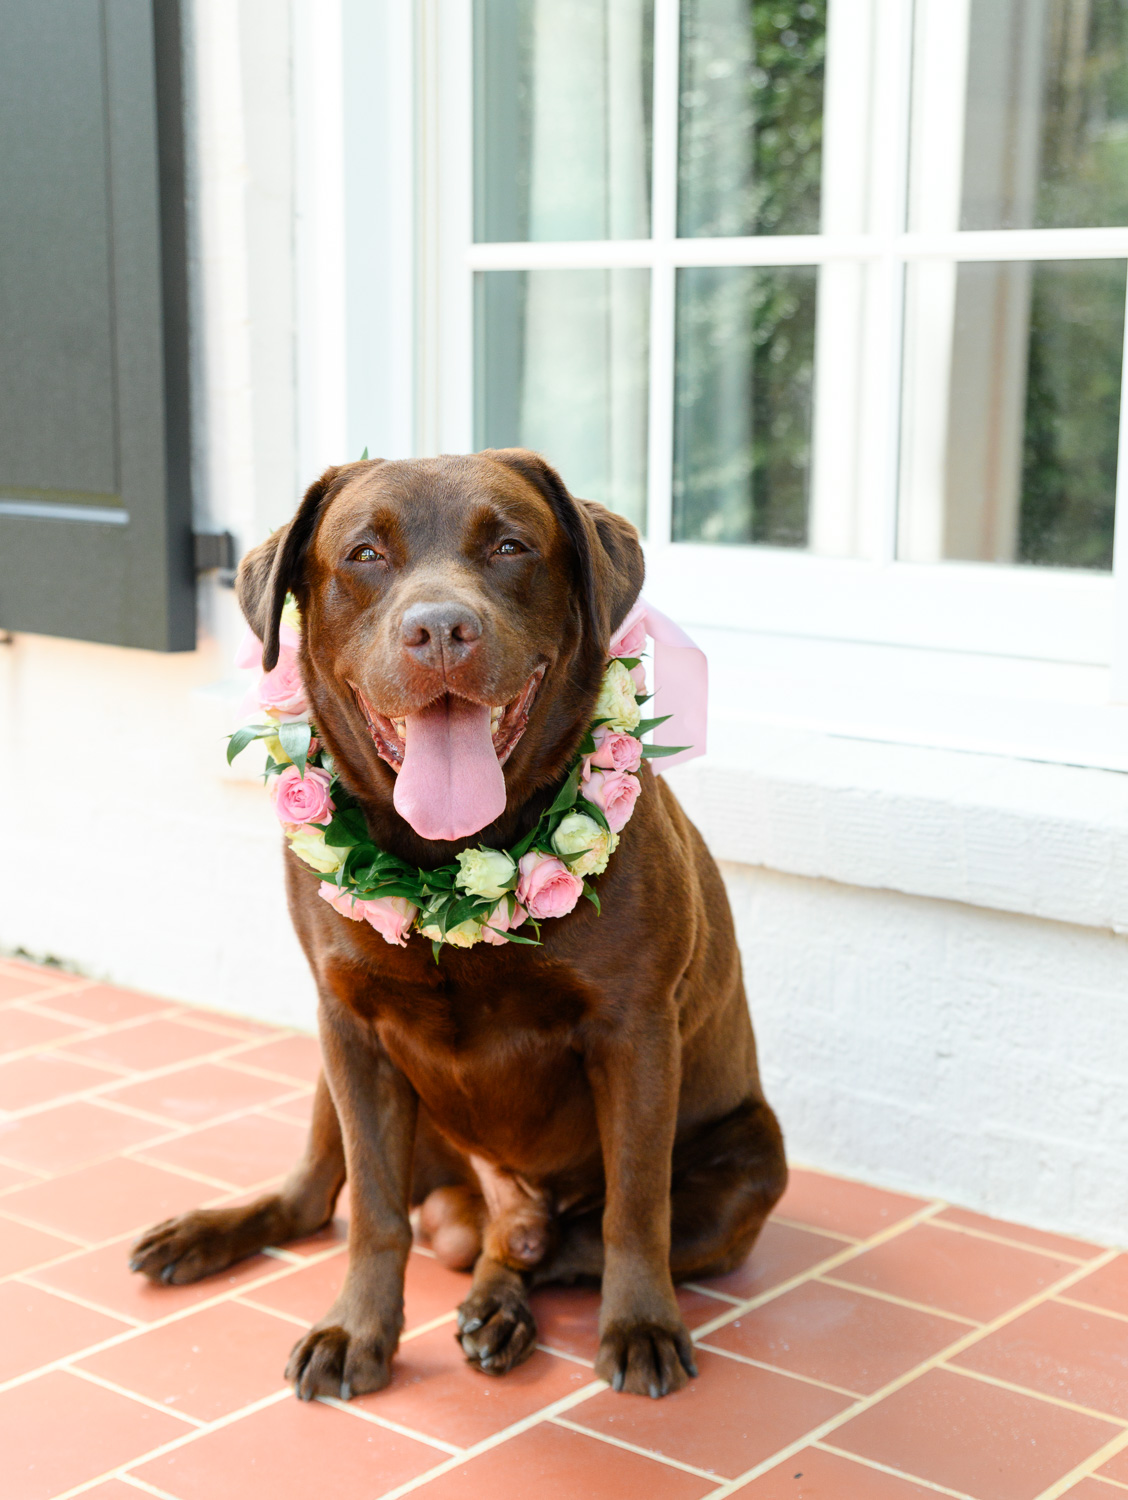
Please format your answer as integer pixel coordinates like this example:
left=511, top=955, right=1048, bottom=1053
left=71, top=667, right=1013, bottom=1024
left=130, top=449, right=786, bottom=1399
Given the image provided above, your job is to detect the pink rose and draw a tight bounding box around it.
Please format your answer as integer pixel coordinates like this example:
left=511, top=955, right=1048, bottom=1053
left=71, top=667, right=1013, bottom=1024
left=609, top=612, right=647, bottom=659
left=516, top=852, right=583, bottom=920
left=480, top=898, right=528, bottom=946
left=256, top=645, right=309, bottom=718
left=318, top=883, right=364, bottom=921
left=587, top=727, right=642, bottom=775
left=580, top=770, right=640, bottom=833
left=270, top=764, right=334, bottom=825
left=236, top=622, right=301, bottom=671
left=318, top=884, right=417, bottom=946
left=359, top=896, right=417, bottom=947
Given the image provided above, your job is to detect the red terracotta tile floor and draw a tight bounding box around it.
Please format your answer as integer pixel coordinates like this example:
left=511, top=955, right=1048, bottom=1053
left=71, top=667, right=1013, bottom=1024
left=1, top=957, right=1126, bottom=1500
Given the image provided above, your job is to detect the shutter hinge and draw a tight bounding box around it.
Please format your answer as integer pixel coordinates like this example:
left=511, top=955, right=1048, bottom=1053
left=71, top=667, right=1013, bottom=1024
left=193, top=531, right=237, bottom=587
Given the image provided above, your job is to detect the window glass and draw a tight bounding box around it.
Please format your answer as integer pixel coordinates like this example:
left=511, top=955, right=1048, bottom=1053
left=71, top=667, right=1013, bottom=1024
left=673, top=265, right=817, bottom=544
left=677, top=0, right=826, bottom=238
left=900, top=259, right=1125, bottom=569
left=475, top=269, right=650, bottom=528
left=474, top=0, right=654, bottom=242
left=961, top=0, right=1128, bottom=230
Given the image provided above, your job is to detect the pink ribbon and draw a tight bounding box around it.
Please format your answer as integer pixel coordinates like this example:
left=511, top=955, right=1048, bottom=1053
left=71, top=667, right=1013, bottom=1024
left=609, top=596, right=707, bottom=773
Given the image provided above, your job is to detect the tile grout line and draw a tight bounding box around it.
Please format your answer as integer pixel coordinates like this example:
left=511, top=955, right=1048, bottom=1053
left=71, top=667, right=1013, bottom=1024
left=551, top=1414, right=726, bottom=1481
left=816, top=1272, right=981, bottom=1327
left=688, top=1199, right=950, bottom=1343
left=814, top=1440, right=980, bottom=1499
left=926, top=1215, right=1102, bottom=1265
left=65, top=1364, right=207, bottom=1427
left=692, top=1340, right=860, bottom=1398
left=768, top=1213, right=860, bottom=1243
left=940, top=1360, right=1128, bottom=1428
left=43, top=1386, right=296, bottom=1500
left=317, top=1394, right=464, bottom=1457
left=1056, top=1294, right=1128, bottom=1326
left=693, top=1243, right=1124, bottom=1499
left=1, top=1243, right=360, bottom=1398
left=333, top=1377, right=611, bottom=1500
left=1033, top=1425, right=1128, bottom=1499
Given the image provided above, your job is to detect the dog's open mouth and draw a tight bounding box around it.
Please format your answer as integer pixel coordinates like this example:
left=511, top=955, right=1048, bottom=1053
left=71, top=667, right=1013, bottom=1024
left=350, top=668, right=543, bottom=772
left=348, top=668, right=545, bottom=842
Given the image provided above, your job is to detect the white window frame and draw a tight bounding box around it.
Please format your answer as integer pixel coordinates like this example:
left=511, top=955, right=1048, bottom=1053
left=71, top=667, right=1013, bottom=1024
left=302, top=0, right=1128, bottom=771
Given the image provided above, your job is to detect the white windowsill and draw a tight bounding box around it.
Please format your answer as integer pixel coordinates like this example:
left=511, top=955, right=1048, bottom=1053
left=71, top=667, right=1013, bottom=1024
left=667, top=716, right=1128, bottom=935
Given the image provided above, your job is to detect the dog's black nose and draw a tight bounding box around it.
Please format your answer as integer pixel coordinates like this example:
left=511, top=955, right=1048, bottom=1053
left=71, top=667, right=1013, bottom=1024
left=401, top=600, right=483, bottom=669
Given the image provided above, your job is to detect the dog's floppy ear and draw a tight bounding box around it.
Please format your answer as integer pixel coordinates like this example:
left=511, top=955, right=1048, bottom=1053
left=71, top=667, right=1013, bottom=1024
left=236, top=465, right=340, bottom=670
left=481, top=449, right=644, bottom=647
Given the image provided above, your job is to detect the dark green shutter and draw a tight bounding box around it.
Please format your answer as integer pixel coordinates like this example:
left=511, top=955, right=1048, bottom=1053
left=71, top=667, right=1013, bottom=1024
left=0, top=0, right=193, bottom=651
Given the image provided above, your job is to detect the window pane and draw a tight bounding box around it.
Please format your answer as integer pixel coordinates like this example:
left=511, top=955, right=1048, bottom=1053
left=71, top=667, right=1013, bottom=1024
left=475, top=269, right=650, bottom=529
left=673, top=265, right=817, bottom=545
left=962, top=0, right=1128, bottom=230
left=677, top=0, right=825, bottom=238
left=474, top=0, right=653, bottom=242
left=899, top=259, right=1125, bottom=570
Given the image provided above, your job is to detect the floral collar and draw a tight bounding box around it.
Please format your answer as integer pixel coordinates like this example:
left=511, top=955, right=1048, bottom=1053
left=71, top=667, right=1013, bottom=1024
left=230, top=600, right=687, bottom=954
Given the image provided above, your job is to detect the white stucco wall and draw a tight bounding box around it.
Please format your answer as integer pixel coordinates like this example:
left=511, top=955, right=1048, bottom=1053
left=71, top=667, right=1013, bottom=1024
left=726, top=863, right=1128, bottom=1247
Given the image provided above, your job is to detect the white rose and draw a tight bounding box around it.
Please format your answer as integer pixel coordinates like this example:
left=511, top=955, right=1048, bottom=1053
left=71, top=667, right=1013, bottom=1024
left=281, top=594, right=303, bottom=631
left=286, top=824, right=345, bottom=874
left=593, top=660, right=641, bottom=732
left=552, top=811, right=618, bottom=878
left=454, top=847, right=517, bottom=901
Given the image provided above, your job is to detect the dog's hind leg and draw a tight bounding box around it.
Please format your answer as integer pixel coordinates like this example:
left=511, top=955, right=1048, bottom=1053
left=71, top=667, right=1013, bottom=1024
left=667, top=1094, right=787, bottom=1282
left=452, top=1158, right=554, bottom=1375
left=129, top=1069, right=346, bottom=1285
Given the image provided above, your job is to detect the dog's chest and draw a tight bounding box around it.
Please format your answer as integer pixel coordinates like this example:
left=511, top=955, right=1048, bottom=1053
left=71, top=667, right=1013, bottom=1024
left=370, top=980, right=594, bottom=1167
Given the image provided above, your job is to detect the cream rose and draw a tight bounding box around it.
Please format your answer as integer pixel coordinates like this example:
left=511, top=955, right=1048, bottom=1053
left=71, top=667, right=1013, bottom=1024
left=454, top=847, right=517, bottom=901
left=418, top=915, right=483, bottom=949
left=592, top=660, right=640, bottom=732
left=551, top=811, right=618, bottom=878
left=286, top=824, right=347, bottom=874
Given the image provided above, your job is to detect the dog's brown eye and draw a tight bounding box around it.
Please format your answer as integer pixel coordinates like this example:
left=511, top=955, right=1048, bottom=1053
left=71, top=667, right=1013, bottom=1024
left=348, top=544, right=384, bottom=564
left=494, top=539, right=526, bottom=556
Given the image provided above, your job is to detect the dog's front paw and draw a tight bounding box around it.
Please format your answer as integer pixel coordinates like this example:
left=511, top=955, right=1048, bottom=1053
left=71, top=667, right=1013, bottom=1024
left=285, top=1323, right=393, bottom=1401
left=129, top=1207, right=267, bottom=1285
left=595, top=1318, right=698, bottom=1398
left=456, top=1283, right=537, bottom=1374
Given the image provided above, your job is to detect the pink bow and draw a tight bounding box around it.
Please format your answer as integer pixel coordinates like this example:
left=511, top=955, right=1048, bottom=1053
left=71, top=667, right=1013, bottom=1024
left=608, top=597, right=707, bottom=773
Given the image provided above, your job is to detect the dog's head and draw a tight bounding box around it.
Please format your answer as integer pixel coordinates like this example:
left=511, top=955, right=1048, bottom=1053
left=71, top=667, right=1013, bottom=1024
left=237, top=450, right=644, bottom=851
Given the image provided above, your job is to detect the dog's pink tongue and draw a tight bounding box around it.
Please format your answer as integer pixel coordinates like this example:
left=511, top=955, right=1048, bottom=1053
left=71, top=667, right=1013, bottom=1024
left=393, top=695, right=506, bottom=842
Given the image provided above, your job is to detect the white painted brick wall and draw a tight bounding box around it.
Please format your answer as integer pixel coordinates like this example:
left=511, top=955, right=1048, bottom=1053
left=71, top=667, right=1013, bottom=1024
left=725, top=861, right=1128, bottom=1245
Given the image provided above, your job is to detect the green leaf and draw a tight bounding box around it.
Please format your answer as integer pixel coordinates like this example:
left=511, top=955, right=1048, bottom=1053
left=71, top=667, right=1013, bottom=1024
left=359, top=445, right=369, bottom=460
left=583, top=885, right=601, bottom=913
left=226, top=724, right=271, bottom=764
left=492, top=928, right=541, bottom=945
left=642, top=743, right=689, bottom=759
left=634, top=714, right=672, bottom=736
left=432, top=938, right=443, bottom=964
left=545, top=761, right=582, bottom=818
left=278, top=720, right=313, bottom=777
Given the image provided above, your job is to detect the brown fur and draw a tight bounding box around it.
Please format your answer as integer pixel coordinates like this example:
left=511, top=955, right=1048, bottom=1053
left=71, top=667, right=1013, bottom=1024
left=130, top=450, right=786, bottom=1399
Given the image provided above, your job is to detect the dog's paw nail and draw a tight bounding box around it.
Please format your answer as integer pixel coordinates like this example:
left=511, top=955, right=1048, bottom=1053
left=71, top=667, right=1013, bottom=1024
left=480, top=1356, right=493, bottom=1370
left=460, top=1316, right=482, bottom=1334
left=649, top=1381, right=660, bottom=1399
left=461, top=1334, right=479, bottom=1358
left=159, top=1263, right=177, bottom=1284
left=340, top=1381, right=351, bottom=1401
left=685, top=1360, right=698, bottom=1379
left=128, top=1258, right=141, bottom=1272
left=612, top=1369, right=624, bottom=1392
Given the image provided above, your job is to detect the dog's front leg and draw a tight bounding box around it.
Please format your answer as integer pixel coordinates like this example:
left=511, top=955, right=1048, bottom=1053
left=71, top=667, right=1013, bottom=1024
left=586, top=1005, right=698, bottom=1397
left=286, top=997, right=417, bottom=1401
